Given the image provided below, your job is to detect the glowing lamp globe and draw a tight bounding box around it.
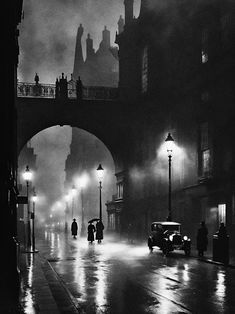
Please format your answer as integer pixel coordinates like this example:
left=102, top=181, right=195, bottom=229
left=97, top=164, right=104, bottom=182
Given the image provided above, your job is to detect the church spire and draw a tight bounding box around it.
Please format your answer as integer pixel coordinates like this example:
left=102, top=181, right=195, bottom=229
left=124, top=0, right=134, bottom=26
left=73, top=23, right=84, bottom=80
left=118, top=15, right=124, bottom=34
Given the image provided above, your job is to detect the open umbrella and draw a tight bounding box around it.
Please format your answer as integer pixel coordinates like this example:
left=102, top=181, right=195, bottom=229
left=88, top=218, right=100, bottom=223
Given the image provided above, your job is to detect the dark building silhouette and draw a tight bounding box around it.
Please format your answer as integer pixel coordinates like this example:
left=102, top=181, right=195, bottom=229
left=2, top=0, right=23, bottom=309
left=17, top=141, right=37, bottom=247
left=114, top=0, right=235, bottom=249
left=72, top=24, right=119, bottom=87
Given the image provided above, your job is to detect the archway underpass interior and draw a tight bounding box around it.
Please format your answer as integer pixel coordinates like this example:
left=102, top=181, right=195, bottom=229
left=17, top=125, right=116, bottom=244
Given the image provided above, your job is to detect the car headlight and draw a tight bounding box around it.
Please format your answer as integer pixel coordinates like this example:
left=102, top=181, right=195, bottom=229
left=183, top=236, right=188, bottom=240
left=169, top=235, right=173, bottom=241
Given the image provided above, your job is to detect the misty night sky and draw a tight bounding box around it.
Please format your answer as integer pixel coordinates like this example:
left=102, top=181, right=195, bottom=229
left=17, top=0, right=142, bottom=224
left=18, top=0, right=141, bottom=83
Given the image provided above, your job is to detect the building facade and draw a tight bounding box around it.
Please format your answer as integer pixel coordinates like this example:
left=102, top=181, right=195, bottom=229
left=2, top=0, right=23, bottom=306
left=72, top=24, right=119, bottom=87
left=115, top=0, right=235, bottom=251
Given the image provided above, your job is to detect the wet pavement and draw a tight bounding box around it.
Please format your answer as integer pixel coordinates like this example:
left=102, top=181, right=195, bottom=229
left=17, top=230, right=235, bottom=313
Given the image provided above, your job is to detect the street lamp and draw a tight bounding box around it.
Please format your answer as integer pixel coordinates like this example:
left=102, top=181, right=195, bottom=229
left=165, top=133, right=174, bottom=221
left=31, top=189, right=38, bottom=253
left=23, top=165, right=32, bottom=250
left=97, top=164, right=104, bottom=222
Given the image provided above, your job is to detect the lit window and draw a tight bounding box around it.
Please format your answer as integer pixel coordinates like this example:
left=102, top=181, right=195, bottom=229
left=201, top=29, right=209, bottom=63
left=218, top=204, right=226, bottom=225
left=142, top=46, right=148, bottom=93
left=202, top=149, right=211, bottom=176
left=202, top=50, right=208, bottom=63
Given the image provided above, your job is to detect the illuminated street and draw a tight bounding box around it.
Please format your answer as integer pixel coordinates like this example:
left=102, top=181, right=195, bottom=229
left=19, top=229, right=235, bottom=314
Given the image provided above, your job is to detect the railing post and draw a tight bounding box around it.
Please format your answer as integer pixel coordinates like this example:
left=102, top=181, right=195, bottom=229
left=55, top=73, right=68, bottom=100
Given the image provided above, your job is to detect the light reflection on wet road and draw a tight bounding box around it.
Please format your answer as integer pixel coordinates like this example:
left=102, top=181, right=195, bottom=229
left=34, top=230, right=235, bottom=313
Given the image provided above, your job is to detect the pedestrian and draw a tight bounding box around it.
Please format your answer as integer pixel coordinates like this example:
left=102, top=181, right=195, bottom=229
left=96, top=220, right=104, bottom=243
left=196, top=221, right=208, bottom=257
left=71, top=218, right=78, bottom=239
left=216, top=222, right=227, bottom=238
left=87, top=222, right=96, bottom=244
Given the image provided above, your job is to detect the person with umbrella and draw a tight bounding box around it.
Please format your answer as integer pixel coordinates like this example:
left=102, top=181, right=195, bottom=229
left=96, top=220, right=104, bottom=244
left=87, top=219, right=96, bottom=244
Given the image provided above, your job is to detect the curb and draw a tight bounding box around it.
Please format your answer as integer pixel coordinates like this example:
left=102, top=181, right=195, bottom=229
left=198, top=257, right=235, bottom=269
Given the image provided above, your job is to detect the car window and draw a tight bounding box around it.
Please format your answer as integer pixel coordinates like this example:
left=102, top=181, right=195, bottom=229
left=162, top=225, right=180, bottom=232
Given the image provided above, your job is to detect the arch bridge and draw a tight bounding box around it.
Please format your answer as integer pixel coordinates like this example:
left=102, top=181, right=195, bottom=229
left=16, top=76, right=133, bottom=171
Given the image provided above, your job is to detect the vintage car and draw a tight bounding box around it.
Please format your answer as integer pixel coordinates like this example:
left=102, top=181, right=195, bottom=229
left=147, top=221, right=191, bottom=256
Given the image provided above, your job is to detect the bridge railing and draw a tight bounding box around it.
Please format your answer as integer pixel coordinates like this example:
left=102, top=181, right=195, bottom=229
left=17, top=82, right=56, bottom=98
left=17, top=82, right=118, bottom=100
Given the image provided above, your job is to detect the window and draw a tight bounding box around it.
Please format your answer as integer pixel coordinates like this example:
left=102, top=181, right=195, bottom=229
left=200, top=122, right=209, bottom=150
left=201, top=50, right=208, bottom=63
left=202, top=149, right=211, bottom=175
left=117, top=182, right=123, bottom=199
left=199, top=122, right=212, bottom=177
left=141, top=46, right=148, bottom=93
left=218, top=204, right=226, bottom=225
left=201, top=29, right=209, bottom=63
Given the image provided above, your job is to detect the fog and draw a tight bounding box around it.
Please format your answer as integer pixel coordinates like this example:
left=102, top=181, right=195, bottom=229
left=18, top=126, right=116, bottom=229
left=18, top=0, right=141, bottom=83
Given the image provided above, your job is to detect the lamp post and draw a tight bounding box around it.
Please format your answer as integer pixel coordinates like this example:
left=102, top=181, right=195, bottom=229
left=32, top=189, right=38, bottom=253
left=97, top=164, right=104, bottom=222
left=165, top=133, right=174, bottom=222
left=23, top=165, right=32, bottom=250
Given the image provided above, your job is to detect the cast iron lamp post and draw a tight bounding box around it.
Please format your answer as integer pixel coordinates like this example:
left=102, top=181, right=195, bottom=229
left=31, top=189, right=38, bottom=253
left=165, top=133, right=174, bottom=222
left=23, top=165, right=32, bottom=250
left=97, top=164, right=104, bottom=222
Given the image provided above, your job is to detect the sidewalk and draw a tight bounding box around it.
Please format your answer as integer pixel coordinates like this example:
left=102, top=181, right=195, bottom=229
left=18, top=247, right=79, bottom=314
left=190, top=246, right=235, bottom=269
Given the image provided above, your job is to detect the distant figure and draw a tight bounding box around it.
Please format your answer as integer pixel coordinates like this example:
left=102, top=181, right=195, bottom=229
left=216, top=222, right=227, bottom=238
left=197, top=221, right=208, bottom=257
left=87, top=222, right=96, bottom=244
left=71, top=218, right=78, bottom=239
left=96, top=220, right=104, bottom=243
left=34, top=72, right=39, bottom=85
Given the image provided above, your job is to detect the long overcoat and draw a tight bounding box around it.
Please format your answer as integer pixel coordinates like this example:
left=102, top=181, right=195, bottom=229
left=87, top=224, right=96, bottom=242
left=71, top=221, right=78, bottom=236
left=197, top=226, right=208, bottom=251
left=96, top=221, right=104, bottom=240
